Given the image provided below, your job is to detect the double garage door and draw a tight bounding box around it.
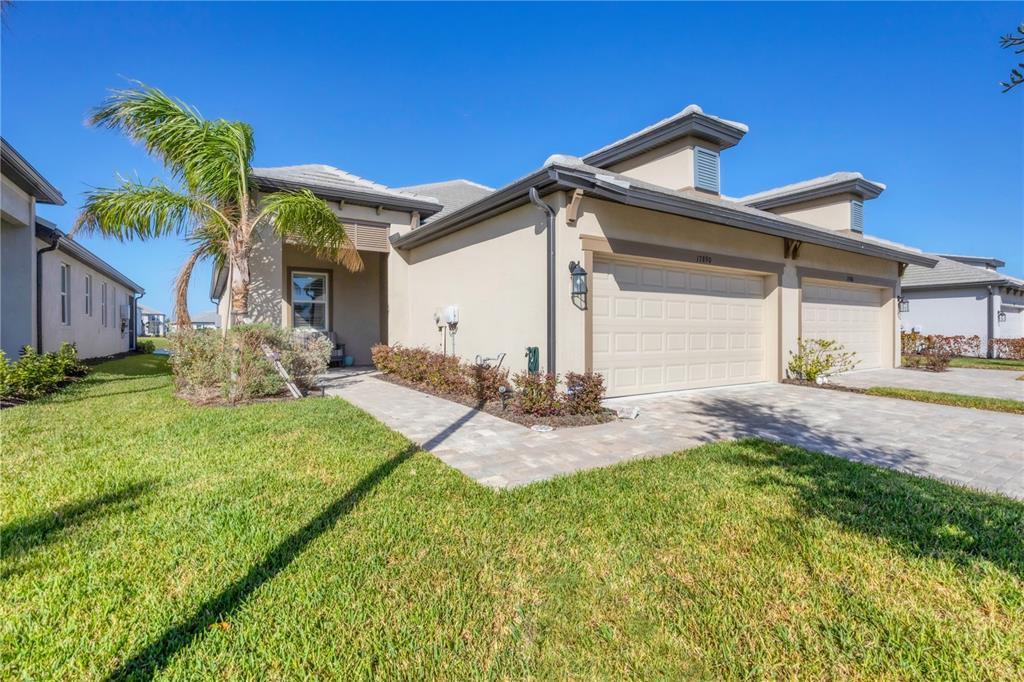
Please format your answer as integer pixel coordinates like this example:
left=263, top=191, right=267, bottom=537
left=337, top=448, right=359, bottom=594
left=592, top=258, right=888, bottom=397
left=592, top=258, right=767, bottom=397
left=800, top=280, right=884, bottom=371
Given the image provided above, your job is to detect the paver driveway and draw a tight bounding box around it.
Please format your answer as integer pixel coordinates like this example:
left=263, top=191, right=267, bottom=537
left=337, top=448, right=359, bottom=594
left=832, top=367, right=1024, bottom=400
left=321, top=371, right=1024, bottom=499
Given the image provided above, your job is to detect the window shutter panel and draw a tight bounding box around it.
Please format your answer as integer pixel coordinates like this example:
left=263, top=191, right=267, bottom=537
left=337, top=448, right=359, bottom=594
left=693, top=147, right=720, bottom=193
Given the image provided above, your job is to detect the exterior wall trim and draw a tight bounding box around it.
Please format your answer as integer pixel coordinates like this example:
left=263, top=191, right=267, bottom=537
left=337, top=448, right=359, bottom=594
left=744, top=177, right=884, bottom=210
left=796, top=266, right=898, bottom=289
left=581, top=234, right=786, bottom=276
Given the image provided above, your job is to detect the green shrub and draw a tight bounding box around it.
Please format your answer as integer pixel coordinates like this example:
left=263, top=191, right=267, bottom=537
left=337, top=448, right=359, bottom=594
left=136, top=339, right=156, bottom=354
left=564, top=372, right=605, bottom=415
left=511, top=372, right=562, bottom=416
left=0, top=343, right=89, bottom=402
left=787, top=338, right=858, bottom=382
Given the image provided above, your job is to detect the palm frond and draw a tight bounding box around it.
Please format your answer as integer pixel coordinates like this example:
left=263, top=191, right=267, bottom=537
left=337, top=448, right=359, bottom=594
left=257, top=190, right=364, bottom=272
left=74, top=180, right=202, bottom=240
left=89, top=82, right=253, bottom=205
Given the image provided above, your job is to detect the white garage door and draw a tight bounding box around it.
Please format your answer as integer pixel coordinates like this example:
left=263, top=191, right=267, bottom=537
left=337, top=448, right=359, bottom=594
left=801, top=280, right=884, bottom=370
left=592, top=258, right=767, bottom=397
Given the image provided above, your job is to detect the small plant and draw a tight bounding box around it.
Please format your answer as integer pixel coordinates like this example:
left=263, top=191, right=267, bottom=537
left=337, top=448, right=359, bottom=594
left=471, top=363, right=510, bottom=406
left=512, top=372, right=562, bottom=416
left=0, top=343, right=89, bottom=402
left=136, top=339, right=156, bottom=354
left=564, top=372, right=605, bottom=415
left=787, top=338, right=858, bottom=383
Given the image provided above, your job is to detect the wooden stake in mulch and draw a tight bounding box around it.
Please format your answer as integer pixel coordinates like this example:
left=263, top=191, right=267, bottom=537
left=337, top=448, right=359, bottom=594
left=262, top=344, right=303, bottom=399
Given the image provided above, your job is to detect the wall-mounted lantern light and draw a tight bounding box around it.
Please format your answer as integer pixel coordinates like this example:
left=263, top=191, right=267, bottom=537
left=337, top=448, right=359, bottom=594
left=898, top=296, right=910, bottom=313
left=998, top=310, right=1007, bottom=323
left=569, top=261, right=588, bottom=310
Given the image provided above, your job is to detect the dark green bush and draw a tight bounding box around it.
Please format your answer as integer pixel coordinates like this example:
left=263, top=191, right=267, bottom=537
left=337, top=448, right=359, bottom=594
left=0, top=343, right=89, bottom=402
left=136, top=340, right=156, bottom=354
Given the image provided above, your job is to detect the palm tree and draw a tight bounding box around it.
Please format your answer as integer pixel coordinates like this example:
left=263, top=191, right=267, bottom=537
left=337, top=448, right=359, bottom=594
left=75, top=82, right=361, bottom=327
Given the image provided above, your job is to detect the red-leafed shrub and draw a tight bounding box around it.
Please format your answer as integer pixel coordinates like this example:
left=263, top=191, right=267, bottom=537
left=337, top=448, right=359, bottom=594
left=990, top=337, right=1024, bottom=360
left=372, top=345, right=608, bottom=420
left=564, top=372, right=606, bottom=415
left=471, top=363, right=510, bottom=405
left=511, top=372, right=562, bottom=416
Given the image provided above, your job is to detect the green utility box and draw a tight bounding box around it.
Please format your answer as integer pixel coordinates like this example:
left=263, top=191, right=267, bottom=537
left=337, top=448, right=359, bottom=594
left=525, top=346, right=540, bottom=374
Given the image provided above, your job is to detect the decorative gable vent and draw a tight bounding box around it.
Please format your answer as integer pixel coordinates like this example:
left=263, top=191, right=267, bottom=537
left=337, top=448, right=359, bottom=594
left=348, top=221, right=390, bottom=252
left=850, top=199, right=864, bottom=233
left=693, top=147, right=720, bottom=193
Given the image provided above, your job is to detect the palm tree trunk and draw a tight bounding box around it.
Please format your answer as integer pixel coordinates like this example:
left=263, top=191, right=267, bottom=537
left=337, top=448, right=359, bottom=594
left=173, top=249, right=202, bottom=328
left=228, top=234, right=252, bottom=326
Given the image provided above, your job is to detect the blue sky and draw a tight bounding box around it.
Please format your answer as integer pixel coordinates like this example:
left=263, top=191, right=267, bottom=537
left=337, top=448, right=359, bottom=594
left=3, top=2, right=1021, bottom=317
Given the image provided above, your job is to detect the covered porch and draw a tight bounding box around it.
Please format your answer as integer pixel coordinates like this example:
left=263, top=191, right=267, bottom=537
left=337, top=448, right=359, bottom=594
left=281, top=241, right=387, bottom=366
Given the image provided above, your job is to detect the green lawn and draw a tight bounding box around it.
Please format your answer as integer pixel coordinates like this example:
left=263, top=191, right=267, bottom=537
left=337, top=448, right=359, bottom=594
left=137, top=335, right=171, bottom=350
left=865, top=386, right=1024, bottom=415
left=949, top=357, right=1024, bottom=371
left=3, top=356, right=1023, bottom=680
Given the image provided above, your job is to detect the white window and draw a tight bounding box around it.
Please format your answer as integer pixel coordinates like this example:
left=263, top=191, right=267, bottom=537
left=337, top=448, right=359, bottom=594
left=291, top=271, right=329, bottom=331
left=60, top=263, right=71, bottom=325
left=101, top=282, right=108, bottom=327
left=84, top=275, right=93, bottom=316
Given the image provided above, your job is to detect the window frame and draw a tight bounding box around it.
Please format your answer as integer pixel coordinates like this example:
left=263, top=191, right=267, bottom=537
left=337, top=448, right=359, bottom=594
left=101, top=281, right=108, bottom=327
left=84, top=274, right=93, bottom=316
left=60, top=263, right=71, bottom=325
left=288, top=269, right=331, bottom=332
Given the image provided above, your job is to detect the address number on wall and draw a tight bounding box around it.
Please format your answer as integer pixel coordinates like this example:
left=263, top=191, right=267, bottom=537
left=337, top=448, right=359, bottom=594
left=694, top=255, right=713, bottom=265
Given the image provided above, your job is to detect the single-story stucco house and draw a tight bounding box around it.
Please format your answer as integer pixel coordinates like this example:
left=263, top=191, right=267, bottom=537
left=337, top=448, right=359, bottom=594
left=901, top=254, right=1024, bottom=352
left=212, top=104, right=937, bottom=397
left=1, top=138, right=144, bottom=360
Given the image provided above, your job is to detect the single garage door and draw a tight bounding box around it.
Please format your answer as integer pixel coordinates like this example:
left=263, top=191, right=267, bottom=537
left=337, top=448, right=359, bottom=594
left=592, top=258, right=767, bottom=397
left=801, top=280, right=884, bottom=370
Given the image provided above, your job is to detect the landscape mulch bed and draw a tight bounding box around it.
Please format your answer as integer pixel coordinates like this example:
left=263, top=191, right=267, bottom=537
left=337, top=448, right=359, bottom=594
left=376, top=373, right=618, bottom=429
left=782, top=378, right=865, bottom=394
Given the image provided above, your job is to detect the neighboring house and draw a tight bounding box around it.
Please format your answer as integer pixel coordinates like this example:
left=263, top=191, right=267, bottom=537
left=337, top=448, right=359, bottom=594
left=901, top=254, right=1024, bottom=353
left=1, top=139, right=144, bottom=359
left=138, top=305, right=168, bottom=337
left=212, top=104, right=936, bottom=397
left=184, top=310, right=220, bottom=330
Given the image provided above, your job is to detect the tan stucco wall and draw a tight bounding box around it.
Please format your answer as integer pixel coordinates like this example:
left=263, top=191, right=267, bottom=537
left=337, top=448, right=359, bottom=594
left=398, top=200, right=553, bottom=373
left=1, top=175, right=33, bottom=227
left=607, top=136, right=721, bottom=192
left=36, top=238, right=133, bottom=358
left=769, top=194, right=856, bottom=233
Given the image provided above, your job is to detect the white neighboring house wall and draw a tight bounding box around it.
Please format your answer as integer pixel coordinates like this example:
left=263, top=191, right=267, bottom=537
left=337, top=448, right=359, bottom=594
left=901, top=285, right=1024, bottom=355
left=35, top=235, right=140, bottom=358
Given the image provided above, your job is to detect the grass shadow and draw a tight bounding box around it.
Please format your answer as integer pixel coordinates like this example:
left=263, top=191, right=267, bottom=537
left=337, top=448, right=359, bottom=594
left=727, top=439, right=1024, bottom=580
left=104, top=407, right=478, bottom=681
left=2, top=480, right=157, bottom=561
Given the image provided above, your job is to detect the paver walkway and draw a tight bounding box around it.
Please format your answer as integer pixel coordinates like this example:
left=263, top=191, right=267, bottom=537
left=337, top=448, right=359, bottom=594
left=832, top=367, right=1024, bottom=401
left=321, top=370, right=1024, bottom=499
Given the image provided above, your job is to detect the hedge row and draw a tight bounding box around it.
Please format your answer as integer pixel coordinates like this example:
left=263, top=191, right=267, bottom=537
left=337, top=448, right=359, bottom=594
left=371, top=344, right=606, bottom=416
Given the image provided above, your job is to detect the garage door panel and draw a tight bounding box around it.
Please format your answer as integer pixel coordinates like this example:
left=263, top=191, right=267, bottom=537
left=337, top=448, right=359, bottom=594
left=593, top=258, right=767, bottom=397
left=801, top=280, right=884, bottom=370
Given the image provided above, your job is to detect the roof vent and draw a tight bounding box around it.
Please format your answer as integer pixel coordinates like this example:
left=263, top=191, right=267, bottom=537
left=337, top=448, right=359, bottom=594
left=850, top=198, right=864, bottom=233
left=694, top=147, right=720, bottom=194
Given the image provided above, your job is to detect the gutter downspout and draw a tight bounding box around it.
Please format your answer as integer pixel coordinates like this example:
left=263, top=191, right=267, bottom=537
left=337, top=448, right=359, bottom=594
left=529, top=187, right=556, bottom=374
left=131, top=292, right=144, bottom=350
left=987, top=286, right=996, bottom=358
left=35, top=234, right=60, bottom=353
